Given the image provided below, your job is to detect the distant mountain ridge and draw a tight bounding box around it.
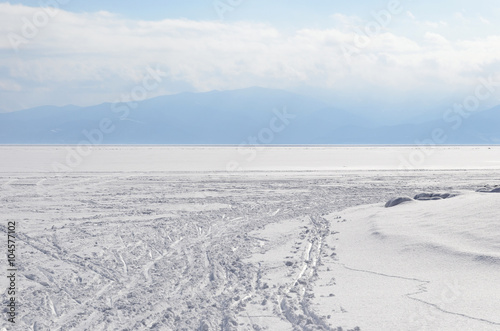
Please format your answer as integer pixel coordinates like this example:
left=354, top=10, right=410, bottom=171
left=0, top=87, right=499, bottom=144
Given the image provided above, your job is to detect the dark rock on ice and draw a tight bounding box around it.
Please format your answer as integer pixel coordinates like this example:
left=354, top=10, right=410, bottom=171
left=413, top=192, right=458, bottom=201
left=385, top=197, right=413, bottom=208
left=477, top=185, right=500, bottom=193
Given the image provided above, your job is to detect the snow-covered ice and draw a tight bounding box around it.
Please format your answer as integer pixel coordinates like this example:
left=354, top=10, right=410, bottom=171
left=1, top=145, right=500, bottom=172
left=327, top=191, right=500, bottom=330
left=0, top=146, right=499, bottom=330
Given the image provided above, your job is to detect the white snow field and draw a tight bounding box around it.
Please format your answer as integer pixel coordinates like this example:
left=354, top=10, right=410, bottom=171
left=1, top=146, right=500, bottom=331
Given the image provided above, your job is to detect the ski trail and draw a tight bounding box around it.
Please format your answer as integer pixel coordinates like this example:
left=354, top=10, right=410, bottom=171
left=35, top=178, right=47, bottom=196
left=303, top=241, right=313, bottom=261
left=47, top=295, right=58, bottom=317
left=143, top=239, right=182, bottom=283
left=118, top=253, right=128, bottom=275
left=0, top=178, right=16, bottom=199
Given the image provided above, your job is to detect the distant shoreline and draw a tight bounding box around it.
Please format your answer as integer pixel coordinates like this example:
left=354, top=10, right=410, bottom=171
left=0, top=144, right=499, bottom=147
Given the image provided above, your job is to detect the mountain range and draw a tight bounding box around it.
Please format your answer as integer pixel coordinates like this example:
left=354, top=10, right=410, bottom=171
left=0, top=87, right=499, bottom=144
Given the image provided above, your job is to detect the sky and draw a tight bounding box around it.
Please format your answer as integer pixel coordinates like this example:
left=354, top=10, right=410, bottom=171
left=1, top=0, right=500, bottom=120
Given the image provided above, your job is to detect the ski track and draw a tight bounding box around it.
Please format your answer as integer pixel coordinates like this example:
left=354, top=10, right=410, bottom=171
left=1, top=170, right=499, bottom=330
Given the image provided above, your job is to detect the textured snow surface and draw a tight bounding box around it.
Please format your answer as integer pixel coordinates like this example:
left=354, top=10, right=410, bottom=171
left=333, top=192, right=500, bottom=330
left=1, top=146, right=499, bottom=330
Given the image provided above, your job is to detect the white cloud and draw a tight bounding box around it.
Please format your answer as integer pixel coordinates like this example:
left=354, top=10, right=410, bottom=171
left=453, top=11, right=469, bottom=23
left=406, top=11, right=415, bottom=20
left=0, top=79, right=22, bottom=92
left=330, top=13, right=363, bottom=29
left=424, top=32, right=450, bottom=45
left=1, top=3, right=500, bottom=111
left=479, top=15, right=491, bottom=25
left=425, top=21, right=439, bottom=28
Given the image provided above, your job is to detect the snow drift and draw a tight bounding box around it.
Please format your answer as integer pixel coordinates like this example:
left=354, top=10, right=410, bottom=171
left=331, top=190, right=500, bottom=330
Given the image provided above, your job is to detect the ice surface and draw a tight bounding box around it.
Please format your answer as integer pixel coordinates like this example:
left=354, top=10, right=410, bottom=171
left=0, top=146, right=499, bottom=330
left=1, top=145, right=500, bottom=173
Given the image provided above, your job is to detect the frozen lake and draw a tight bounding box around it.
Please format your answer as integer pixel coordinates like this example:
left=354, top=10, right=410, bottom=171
left=1, top=145, right=500, bottom=173
left=1, top=146, right=499, bottom=330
